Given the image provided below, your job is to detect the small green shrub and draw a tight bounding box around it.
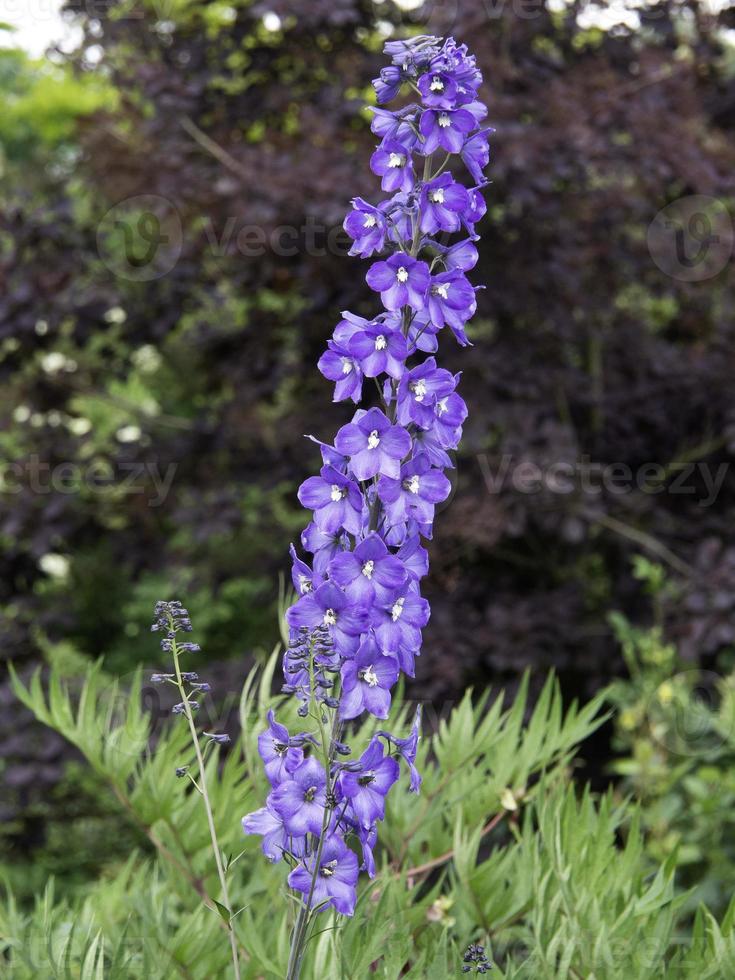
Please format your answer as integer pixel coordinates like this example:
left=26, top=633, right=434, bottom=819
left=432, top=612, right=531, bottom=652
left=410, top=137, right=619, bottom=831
left=609, top=583, right=735, bottom=920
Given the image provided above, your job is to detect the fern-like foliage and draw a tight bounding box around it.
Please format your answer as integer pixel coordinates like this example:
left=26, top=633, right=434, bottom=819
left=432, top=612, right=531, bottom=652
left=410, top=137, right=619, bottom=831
left=3, top=657, right=734, bottom=978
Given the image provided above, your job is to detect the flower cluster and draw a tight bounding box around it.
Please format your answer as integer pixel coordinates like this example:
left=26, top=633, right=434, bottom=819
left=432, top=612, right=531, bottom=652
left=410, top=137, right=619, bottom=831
left=461, top=943, right=492, bottom=974
left=243, top=34, right=490, bottom=921
left=150, top=600, right=228, bottom=743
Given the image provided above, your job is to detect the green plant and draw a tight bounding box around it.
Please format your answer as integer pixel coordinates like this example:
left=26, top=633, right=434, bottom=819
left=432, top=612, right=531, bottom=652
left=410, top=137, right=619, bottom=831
left=2, top=652, right=735, bottom=976
left=608, top=562, right=735, bottom=919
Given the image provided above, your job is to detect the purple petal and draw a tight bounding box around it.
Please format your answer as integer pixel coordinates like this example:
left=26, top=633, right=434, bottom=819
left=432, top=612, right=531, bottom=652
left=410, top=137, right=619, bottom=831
left=366, top=261, right=396, bottom=292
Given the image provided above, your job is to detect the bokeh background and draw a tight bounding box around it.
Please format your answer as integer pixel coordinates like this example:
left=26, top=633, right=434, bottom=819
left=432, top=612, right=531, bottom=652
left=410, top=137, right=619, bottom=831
left=2, top=0, right=735, bottom=900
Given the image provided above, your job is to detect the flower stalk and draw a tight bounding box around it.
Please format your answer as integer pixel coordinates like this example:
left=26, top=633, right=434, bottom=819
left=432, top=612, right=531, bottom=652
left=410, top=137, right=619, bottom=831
left=242, top=33, right=491, bottom=975
left=153, top=601, right=241, bottom=980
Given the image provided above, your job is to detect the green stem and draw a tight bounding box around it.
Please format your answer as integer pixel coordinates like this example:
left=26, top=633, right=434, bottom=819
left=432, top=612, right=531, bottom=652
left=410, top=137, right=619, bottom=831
left=170, top=625, right=242, bottom=980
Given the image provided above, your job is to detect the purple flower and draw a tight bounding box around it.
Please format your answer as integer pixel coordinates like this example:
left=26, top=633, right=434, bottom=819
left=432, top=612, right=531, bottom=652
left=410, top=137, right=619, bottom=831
left=340, top=635, right=399, bottom=720
left=406, top=310, right=440, bottom=354
left=357, top=823, right=378, bottom=877
left=242, top=802, right=306, bottom=862
left=289, top=545, right=322, bottom=597
left=384, top=35, right=439, bottom=69
left=396, top=357, right=456, bottom=428
left=317, top=344, right=363, bottom=403
left=461, top=128, right=492, bottom=184
left=370, top=140, right=415, bottom=194
left=396, top=533, right=429, bottom=581
left=335, top=407, right=411, bottom=481
left=349, top=321, right=407, bottom=380
left=339, top=738, right=400, bottom=829
left=287, top=834, right=359, bottom=916
left=366, top=253, right=431, bottom=312
left=373, top=65, right=404, bottom=104
left=258, top=709, right=304, bottom=786
left=270, top=756, right=328, bottom=837
left=377, top=455, right=452, bottom=529
left=371, top=585, right=430, bottom=668
left=385, top=195, right=415, bottom=245
left=329, top=531, right=407, bottom=605
left=301, top=522, right=347, bottom=577
left=287, top=581, right=368, bottom=657
left=380, top=707, right=423, bottom=792
left=462, top=186, right=488, bottom=235
left=420, top=107, right=476, bottom=154
left=427, top=270, right=477, bottom=345
left=298, top=465, right=363, bottom=535
left=464, top=100, right=490, bottom=126
left=307, top=432, right=351, bottom=473
left=385, top=517, right=434, bottom=549
left=433, top=391, right=468, bottom=448
left=418, top=70, right=459, bottom=109
left=317, top=313, right=368, bottom=402
left=431, top=38, right=483, bottom=98
left=411, top=426, right=454, bottom=470
left=442, top=238, right=479, bottom=272
left=370, top=107, right=419, bottom=150
left=420, top=173, right=470, bottom=235
left=344, top=198, right=388, bottom=258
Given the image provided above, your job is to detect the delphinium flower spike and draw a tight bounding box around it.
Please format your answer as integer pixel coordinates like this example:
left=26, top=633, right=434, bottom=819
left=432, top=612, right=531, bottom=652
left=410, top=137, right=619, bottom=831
left=151, top=601, right=241, bottom=980
left=241, top=35, right=491, bottom=979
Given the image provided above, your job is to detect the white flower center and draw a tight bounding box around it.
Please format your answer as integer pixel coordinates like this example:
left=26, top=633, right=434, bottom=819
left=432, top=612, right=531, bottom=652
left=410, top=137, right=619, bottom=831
left=430, top=189, right=445, bottom=204
left=362, top=559, right=375, bottom=579
left=367, top=429, right=381, bottom=449
left=298, top=574, right=312, bottom=594
left=430, top=75, right=444, bottom=91
left=434, top=283, right=450, bottom=300
left=438, top=112, right=451, bottom=128
left=330, top=484, right=344, bottom=502
left=375, top=334, right=387, bottom=351
left=396, top=266, right=409, bottom=283
left=364, top=214, right=377, bottom=228
left=391, top=598, right=405, bottom=622
left=341, top=358, right=353, bottom=374
left=403, top=475, right=420, bottom=494
left=321, top=860, right=337, bottom=877
left=323, top=608, right=337, bottom=626
left=388, top=152, right=406, bottom=168
left=437, top=397, right=449, bottom=415
left=410, top=379, right=427, bottom=402
left=362, top=664, right=379, bottom=687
